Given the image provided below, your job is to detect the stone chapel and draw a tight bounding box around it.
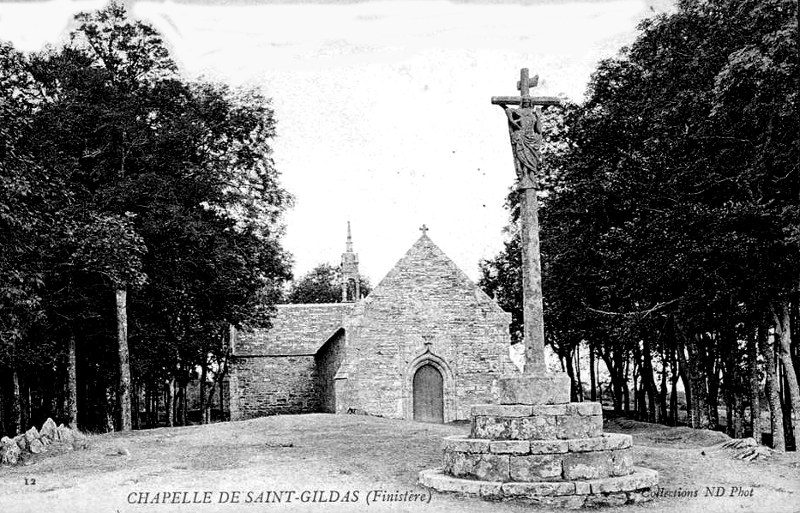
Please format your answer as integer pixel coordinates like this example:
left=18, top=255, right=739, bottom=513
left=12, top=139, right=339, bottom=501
left=226, top=225, right=514, bottom=423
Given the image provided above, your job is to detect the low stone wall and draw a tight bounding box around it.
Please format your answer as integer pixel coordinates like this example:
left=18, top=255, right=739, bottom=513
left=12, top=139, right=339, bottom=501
left=419, top=467, right=658, bottom=508
left=443, top=433, right=634, bottom=482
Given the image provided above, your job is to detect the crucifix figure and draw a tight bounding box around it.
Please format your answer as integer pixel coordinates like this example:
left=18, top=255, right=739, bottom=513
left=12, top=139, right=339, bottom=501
left=492, top=68, right=560, bottom=375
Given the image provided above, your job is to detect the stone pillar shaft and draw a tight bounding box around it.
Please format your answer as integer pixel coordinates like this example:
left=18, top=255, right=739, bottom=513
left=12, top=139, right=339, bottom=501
left=520, top=187, right=545, bottom=374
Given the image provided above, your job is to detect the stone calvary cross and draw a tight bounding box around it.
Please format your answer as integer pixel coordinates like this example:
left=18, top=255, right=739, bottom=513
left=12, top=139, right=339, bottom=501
left=492, top=68, right=559, bottom=377
left=417, top=70, right=659, bottom=503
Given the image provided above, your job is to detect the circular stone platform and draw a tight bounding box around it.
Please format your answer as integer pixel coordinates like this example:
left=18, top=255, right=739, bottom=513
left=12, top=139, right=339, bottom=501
left=443, top=433, right=634, bottom=482
left=419, top=466, right=658, bottom=509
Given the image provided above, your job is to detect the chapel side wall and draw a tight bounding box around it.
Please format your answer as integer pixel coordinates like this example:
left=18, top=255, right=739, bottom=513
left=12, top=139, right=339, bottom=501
left=315, top=331, right=346, bottom=413
left=231, top=355, right=319, bottom=418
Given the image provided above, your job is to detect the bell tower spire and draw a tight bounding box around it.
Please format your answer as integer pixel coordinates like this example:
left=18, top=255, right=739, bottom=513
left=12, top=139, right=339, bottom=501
left=341, top=221, right=361, bottom=302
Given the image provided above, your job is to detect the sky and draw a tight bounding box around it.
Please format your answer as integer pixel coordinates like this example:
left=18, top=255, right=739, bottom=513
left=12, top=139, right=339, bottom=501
left=0, top=0, right=673, bottom=285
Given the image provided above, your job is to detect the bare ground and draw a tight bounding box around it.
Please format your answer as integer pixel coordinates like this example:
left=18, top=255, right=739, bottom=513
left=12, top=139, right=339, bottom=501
left=0, top=414, right=798, bottom=513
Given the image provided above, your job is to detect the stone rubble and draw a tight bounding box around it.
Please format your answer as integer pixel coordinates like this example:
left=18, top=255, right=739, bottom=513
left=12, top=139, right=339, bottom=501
left=0, top=419, right=88, bottom=466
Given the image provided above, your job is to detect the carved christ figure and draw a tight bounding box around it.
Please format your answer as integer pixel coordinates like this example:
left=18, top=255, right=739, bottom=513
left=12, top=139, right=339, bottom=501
left=503, top=102, right=543, bottom=189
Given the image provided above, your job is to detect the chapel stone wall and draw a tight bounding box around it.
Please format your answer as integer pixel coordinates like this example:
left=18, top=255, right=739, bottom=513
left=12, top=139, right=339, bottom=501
left=315, top=330, right=346, bottom=413
left=230, top=355, right=319, bottom=419
left=339, top=235, right=513, bottom=422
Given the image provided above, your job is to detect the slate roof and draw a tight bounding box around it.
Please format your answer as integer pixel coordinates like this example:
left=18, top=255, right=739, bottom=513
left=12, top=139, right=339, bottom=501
left=234, top=303, right=354, bottom=356
left=351, top=233, right=508, bottom=317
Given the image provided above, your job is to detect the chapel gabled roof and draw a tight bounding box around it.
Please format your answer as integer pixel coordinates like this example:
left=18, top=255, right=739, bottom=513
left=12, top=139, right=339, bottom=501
left=234, top=303, right=353, bottom=356
left=351, top=232, right=509, bottom=318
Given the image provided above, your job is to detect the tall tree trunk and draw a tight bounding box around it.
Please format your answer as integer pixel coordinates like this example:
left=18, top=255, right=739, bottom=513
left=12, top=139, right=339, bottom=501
left=20, top=380, right=30, bottom=432
left=200, top=363, right=207, bottom=424
left=669, top=346, right=679, bottom=425
left=676, top=348, right=693, bottom=425
left=166, top=378, right=175, bottom=428
left=658, top=344, right=669, bottom=424
left=0, top=380, right=5, bottom=435
left=675, top=321, right=710, bottom=429
left=601, top=351, right=623, bottom=412
left=724, top=392, right=735, bottom=436
left=641, top=339, right=659, bottom=423
left=623, top=356, right=631, bottom=415
left=11, top=363, right=21, bottom=433
left=204, top=380, right=217, bottom=424
left=133, top=381, right=140, bottom=429
left=145, top=384, right=152, bottom=429
left=181, top=381, right=188, bottom=426
left=722, top=328, right=738, bottom=437
left=154, top=383, right=161, bottom=427
left=589, top=342, right=597, bottom=401
left=772, top=301, right=800, bottom=444
left=67, top=332, right=78, bottom=429
left=218, top=377, right=225, bottom=422
left=781, top=366, right=796, bottom=449
left=703, top=334, right=720, bottom=429
left=759, top=323, right=785, bottom=451
left=116, top=287, right=132, bottom=431
left=105, top=386, right=115, bottom=432
left=733, top=400, right=744, bottom=438
left=631, top=351, right=642, bottom=419
left=748, top=327, right=762, bottom=442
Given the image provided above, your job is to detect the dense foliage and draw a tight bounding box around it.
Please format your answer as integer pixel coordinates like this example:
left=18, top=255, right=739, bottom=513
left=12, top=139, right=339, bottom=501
left=0, top=3, right=291, bottom=433
left=480, top=0, right=798, bottom=448
left=286, top=263, right=371, bottom=304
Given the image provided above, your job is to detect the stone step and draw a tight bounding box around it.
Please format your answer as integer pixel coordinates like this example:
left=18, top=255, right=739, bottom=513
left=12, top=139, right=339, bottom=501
left=442, top=434, right=634, bottom=482
left=443, top=433, right=632, bottom=454
left=471, top=402, right=602, bottom=418
left=471, top=408, right=603, bottom=440
left=496, top=374, right=572, bottom=405
left=418, top=466, right=658, bottom=508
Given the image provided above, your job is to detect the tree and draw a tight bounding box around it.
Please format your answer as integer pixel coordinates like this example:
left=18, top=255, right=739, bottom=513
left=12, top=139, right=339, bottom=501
left=0, top=42, right=56, bottom=433
left=286, top=263, right=371, bottom=304
left=480, top=0, right=798, bottom=446
left=0, top=1, right=293, bottom=432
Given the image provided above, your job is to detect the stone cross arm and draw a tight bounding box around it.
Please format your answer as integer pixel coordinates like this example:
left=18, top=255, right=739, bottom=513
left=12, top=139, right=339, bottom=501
left=490, top=96, right=561, bottom=107
left=491, top=68, right=561, bottom=107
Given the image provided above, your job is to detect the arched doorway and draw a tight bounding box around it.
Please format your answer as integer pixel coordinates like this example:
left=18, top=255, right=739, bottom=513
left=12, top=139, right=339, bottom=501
left=413, top=364, right=444, bottom=423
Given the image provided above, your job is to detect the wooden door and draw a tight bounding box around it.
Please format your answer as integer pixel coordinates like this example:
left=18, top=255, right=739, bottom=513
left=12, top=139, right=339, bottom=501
left=413, top=364, right=444, bottom=423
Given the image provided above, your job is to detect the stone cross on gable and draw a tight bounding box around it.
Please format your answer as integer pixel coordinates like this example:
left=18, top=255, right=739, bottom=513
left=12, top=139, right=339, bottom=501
left=419, top=224, right=429, bottom=236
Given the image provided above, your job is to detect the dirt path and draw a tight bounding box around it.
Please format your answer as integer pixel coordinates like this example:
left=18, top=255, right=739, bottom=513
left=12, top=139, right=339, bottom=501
left=0, top=414, right=797, bottom=513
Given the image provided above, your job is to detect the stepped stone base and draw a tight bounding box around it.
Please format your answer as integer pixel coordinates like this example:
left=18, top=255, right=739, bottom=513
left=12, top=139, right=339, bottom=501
left=418, top=467, right=657, bottom=509
left=496, top=373, right=572, bottom=405
left=443, top=433, right=634, bottom=482
left=471, top=403, right=603, bottom=440
left=419, top=395, right=659, bottom=507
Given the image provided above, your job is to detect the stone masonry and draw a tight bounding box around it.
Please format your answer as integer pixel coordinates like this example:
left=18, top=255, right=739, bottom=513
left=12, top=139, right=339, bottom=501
left=419, top=380, right=659, bottom=508
left=229, top=303, right=352, bottom=420
left=228, top=231, right=513, bottom=422
left=333, top=233, right=513, bottom=421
